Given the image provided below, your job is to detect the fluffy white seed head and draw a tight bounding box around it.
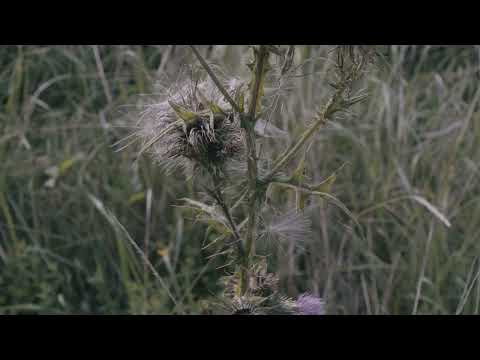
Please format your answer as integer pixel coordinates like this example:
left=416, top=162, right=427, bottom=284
left=130, top=73, right=246, bottom=177
left=259, top=209, right=312, bottom=248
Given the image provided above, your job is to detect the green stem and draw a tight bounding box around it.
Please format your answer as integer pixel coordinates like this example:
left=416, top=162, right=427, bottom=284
left=190, top=45, right=270, bottom=296
left=266, top=110, right=329, bottom=181
left=238, top=46, right=270, bottom=294
left=189, top=45, right=241, bottom=113
left=211, top=175, right=245, bottom=258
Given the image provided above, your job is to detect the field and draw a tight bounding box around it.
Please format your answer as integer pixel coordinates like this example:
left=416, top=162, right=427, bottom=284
left=1, top=45, right=480, bottom=314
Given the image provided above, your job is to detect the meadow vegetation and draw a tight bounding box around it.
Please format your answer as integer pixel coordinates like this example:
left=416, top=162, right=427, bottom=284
left=1, top=45, right=479, bottom=314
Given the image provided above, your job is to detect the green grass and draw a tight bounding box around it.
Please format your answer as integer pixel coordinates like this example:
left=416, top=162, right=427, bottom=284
left=1, top=45, right=480, bottom=314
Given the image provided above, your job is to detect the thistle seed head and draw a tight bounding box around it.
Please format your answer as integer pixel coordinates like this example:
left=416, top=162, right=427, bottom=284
left=133, top=74, right=245, bottom=177
left=259, top=208, right=312, bottom=248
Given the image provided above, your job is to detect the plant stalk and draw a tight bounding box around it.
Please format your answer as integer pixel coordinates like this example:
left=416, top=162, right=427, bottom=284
left=266, top=110, right=329, bottom=181
left=240, top=45, right=270, bottom=294
left=191, top=44, right=270, bottom=295
left=211, top=175, right=245, bottom=258
left=189, top=45, right=241, bottom=113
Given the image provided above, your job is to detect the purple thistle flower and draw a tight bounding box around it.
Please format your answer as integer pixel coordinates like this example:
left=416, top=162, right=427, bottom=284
left=296, top=293, right=325, bottom=315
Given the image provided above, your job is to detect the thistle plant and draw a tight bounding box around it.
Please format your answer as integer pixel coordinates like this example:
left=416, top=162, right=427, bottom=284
left=122, top=45, right=377, bottom=314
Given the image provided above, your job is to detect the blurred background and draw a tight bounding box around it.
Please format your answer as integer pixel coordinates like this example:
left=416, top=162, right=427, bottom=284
left=1, top=45, right=479, bottom=314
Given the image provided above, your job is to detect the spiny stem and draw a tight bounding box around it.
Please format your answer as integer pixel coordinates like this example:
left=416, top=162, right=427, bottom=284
left=265, top=46, right=373, bottom=181
left=242, top=45, right=270, bottom=294
left=211, top=176, right=245, bottom=258
left=189, top=44, right=253, bottom=295
left=266, top=110, right=329, bottom=180
left=247, top=45, right=269, bottom=119
left=189, top=45, right=241, bottom=113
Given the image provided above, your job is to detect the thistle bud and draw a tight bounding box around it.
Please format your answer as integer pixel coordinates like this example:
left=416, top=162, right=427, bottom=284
left=296, top=293, right=325, bottom=315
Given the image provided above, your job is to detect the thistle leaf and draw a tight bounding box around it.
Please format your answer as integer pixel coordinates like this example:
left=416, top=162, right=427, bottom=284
left=270, top=182, right=360, bottom=229
left=290, top=153, right=307, bottom=185
left=311, top=174, right=336, bottom=193
left=311, top=163, right=348, bottom=193
left=179, top=198, right=233, bottom=236
left=180, top=198, right=215, bottom=213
